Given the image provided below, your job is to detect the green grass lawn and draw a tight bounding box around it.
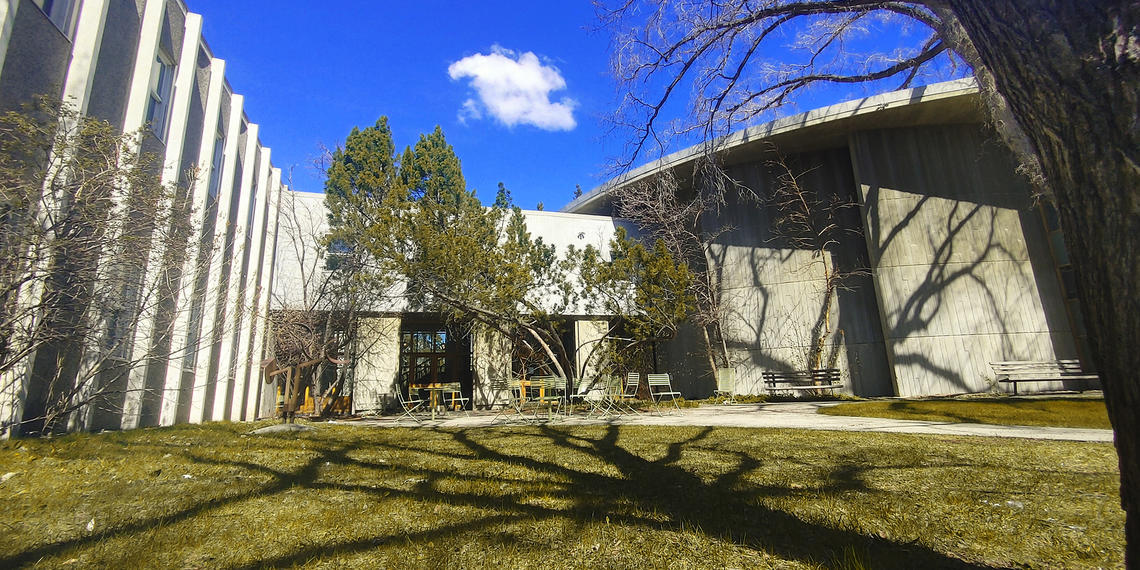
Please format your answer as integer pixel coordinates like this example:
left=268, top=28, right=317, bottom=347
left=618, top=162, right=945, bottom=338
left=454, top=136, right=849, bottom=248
left=819, top=397, right=1112, bottom=430
left=0, top=422, right=1122, bottom=569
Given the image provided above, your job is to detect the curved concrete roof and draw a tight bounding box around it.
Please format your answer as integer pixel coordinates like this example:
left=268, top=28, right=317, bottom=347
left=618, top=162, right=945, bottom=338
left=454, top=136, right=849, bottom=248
left=564, top=78, right=981, bottom=215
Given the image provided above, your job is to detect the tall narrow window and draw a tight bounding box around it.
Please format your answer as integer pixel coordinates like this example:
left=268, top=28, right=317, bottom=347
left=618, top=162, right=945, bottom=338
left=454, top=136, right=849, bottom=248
left=207, top=129, right=225, bottom=199
left=145, top=51, right=175, bottom=140
left=34, top=0, right=77, bottom=37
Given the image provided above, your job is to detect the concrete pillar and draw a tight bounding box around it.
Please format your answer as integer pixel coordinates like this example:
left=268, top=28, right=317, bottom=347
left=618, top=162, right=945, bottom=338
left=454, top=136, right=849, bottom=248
left=27, top=0, right=112, bottom=431
left=0, top=0, right=19, bottom=75
left=0, top=0, right=20, bottom=436
left=119, top=0, right=165, bottom=136
left=220, top=123, right=259, bottom=421
left=157, top=57, right=226, bottom=427
left=471, top=324, right=512, bottom=408
left=350, top=318, right=401, bottom=413
left=233, top=147, right=271, bottom=420
left=120, top=11, right=203, bottom=429
left=574, top=320, right=610, bottom=392
left=59, top=0, right=108, bottom=113
left=190, top=94, right=243, bottom=423
left=245, top=169, right=282, bottom=420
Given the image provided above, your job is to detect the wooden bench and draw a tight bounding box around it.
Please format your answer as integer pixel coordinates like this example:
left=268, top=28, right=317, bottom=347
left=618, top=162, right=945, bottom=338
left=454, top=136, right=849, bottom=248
left=989, top=360, right=1099, bottom=395
left=762, top=368, right=843, bottom=396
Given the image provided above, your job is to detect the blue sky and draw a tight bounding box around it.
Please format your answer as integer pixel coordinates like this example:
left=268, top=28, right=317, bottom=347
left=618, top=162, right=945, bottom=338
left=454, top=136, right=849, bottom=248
left=189, top=1, right=966, bottom=210
left=191, top=0, right=614, bottom=210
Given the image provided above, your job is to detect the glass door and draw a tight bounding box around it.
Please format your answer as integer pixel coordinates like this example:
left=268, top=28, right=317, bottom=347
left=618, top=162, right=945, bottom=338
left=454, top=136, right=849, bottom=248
left=399, top=330, right=449, bottom=388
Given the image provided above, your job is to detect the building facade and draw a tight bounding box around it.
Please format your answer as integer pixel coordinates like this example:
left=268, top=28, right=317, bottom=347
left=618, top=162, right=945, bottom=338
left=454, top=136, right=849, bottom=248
left=566, top=79, right=1091, bottom=399
left=0, top=0, right=284, bottom=434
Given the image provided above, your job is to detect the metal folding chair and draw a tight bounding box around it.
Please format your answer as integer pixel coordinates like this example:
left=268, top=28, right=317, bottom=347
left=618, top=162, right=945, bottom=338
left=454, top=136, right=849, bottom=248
left=568, top=375, right=611, bottom=418
left=396, top=386, right=427, bottom=423
left=647, top=373, right=682, bottom=414
left=443, top=382, right=470, bottom=416
left=616, top=372, right=642, bottom=414
left=529, top=375, right=565, bottom=419
left=714, top=367, right=737, bottom=404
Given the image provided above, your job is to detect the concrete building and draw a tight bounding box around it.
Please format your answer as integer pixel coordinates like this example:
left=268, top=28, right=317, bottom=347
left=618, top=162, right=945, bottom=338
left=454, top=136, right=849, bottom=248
left=274, top=79, right=1087, bottom=409
left=0, top=2, right=1089, bottom=431
left=566, top=79, right=1091, bottom=398
left=271, top=189, right=631, bottom=414
left=0, top=0, right=284, bottom=434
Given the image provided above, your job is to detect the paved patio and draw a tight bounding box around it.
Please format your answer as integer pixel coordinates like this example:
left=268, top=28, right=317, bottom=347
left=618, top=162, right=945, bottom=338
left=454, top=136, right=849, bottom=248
left=332, top=401, right=1113, bottom=443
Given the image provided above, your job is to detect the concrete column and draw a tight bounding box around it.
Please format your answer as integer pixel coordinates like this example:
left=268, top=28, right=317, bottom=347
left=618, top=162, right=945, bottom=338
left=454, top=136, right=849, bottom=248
left=119, top=0, right=165, bottom=136
left=233, top=147, right=271, bottom=420
left=59, top=0, right=109, bottom=113
left=191, top=94, right=243, bottom=423
left=219, top=123, right=259, bottom=421
left=574, top=320, right=610, bottom=392
left=157, top=57, right=226, bottom=427
left=245, top=170, right=281, bottom=420
left=350, top=318, right=400, bottom=413
left=471, top=324, right=512, bottom=408
left=121, top=12, right=203, bottom=429
left=0, top=0, right=19, bottom=75
left=28, top=0, right=112, bottom=431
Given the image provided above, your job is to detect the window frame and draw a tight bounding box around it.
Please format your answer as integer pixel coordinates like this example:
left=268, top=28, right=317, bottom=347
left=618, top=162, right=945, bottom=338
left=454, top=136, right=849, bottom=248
left=145, top=49, right=176, bottom=141
left=33, top=0, right=78, bottom=38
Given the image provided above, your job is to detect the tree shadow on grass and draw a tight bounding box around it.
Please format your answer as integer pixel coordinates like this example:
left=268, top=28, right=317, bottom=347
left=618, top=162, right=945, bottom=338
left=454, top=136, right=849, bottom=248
left=1, top=426, right=1010, bottom=569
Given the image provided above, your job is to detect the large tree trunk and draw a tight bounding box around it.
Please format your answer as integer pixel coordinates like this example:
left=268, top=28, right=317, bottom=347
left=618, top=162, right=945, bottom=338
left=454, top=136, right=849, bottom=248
left=944, top=1, right=1140, bottom=563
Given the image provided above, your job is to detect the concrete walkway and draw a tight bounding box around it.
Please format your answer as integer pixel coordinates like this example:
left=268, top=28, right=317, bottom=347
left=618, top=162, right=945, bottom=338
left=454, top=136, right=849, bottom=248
left=334, top=401, right=1113, bottom=443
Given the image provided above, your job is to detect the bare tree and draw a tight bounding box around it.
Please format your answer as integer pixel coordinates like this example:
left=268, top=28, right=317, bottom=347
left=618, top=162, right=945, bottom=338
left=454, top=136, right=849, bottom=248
left=765, top=148, right=868, bottom=369
left=611, top=165, right=731, bottom=376
left=598, top=0, right=1140, bottom=562
left=0, top=97, right=216, bottom=435
left=268, top=178, right=395, bottom=420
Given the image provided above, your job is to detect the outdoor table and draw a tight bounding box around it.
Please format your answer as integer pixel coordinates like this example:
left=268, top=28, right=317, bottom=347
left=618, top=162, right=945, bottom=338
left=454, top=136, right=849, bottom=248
left=413, top=384, right=451, bottom=420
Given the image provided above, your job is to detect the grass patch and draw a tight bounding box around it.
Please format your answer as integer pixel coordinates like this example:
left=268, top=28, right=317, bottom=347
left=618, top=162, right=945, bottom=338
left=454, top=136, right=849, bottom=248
left=819, top=397, right=1112, bottom=429
left=0, top=422, right=1121, bottom=568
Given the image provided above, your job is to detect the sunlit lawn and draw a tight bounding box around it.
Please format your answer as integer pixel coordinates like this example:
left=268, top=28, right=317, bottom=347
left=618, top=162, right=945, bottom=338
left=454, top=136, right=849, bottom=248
left=819, top=397, right=1112, bottom=430
left=0, top=422, right=1122, bottom=569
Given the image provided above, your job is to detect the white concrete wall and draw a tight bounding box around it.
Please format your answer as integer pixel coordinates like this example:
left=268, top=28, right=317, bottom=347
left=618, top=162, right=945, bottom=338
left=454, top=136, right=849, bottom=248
left=0, top=0, right=283, bottom=434
left=471, top=324, right=512, bottom=408
left=351, top=318, right=400, bottom=413
left=850, top=125, right=1076, bottom=396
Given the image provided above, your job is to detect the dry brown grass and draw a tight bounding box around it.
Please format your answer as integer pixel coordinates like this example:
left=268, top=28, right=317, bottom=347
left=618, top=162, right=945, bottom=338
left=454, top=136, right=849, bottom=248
left=819, top=397, right=1111, bottom=429
left=0, top=422, right=1122, bottom=568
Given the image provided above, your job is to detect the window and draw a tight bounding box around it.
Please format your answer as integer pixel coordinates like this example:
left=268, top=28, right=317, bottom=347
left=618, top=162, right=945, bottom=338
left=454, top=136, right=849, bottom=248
left=145, top=51, right=175, bottom=140
left=207, top=129, right=225, bottom=199
left=399, top=330, right=449, bottom=388
left=33, top=0, right=77, bottom=37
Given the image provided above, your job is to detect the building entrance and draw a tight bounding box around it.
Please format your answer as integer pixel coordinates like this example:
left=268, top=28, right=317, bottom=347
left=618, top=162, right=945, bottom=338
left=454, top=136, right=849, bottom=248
left=398, top=325, right=473, bottom=408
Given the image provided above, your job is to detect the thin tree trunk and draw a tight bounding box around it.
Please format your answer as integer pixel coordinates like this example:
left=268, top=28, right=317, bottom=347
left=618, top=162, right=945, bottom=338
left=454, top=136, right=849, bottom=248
left=943, top=1, right=1140, bottom=563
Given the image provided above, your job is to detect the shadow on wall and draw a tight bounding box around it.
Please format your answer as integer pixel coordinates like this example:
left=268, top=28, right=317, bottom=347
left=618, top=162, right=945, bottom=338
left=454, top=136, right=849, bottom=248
left=853, top=124, right=1076, bottom=396
left=696, top=148, right=891, bottom=397
left=661, top=123, right=1072, bottom=399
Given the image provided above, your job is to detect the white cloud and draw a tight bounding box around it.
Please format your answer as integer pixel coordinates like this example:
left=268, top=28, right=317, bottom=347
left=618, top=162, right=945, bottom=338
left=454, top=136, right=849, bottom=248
left=448, top=45, right=577, bottom=131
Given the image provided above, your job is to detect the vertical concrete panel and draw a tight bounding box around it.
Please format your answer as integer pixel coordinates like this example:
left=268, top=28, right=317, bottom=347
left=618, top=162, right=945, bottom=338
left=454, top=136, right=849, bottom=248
left=196, top=94, right=243, bottom=423
left=471, top=324, right=512, bottom=408
left=574, top=320, right=610, bottom=391
left=120, top=10, right=201, bottom=429
left=59, top=0, right=108, bottom=113
left=247, top=171, right=281, bottom=420
left=157, top=57, right=224, bottom=426
left=351, top=318, right=400, bottom=413
left=851, top=124, right=1074, bottom=396
left=237, top=147, right=272, bottom=421
left=221, top=123, right=259, bottom=420
left=85, top=0, right=140, bottom=125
